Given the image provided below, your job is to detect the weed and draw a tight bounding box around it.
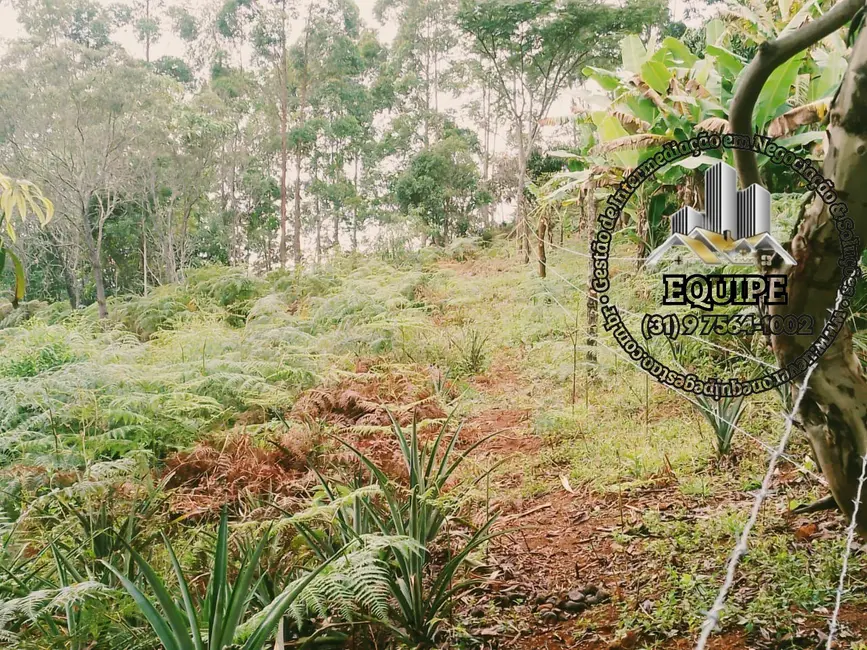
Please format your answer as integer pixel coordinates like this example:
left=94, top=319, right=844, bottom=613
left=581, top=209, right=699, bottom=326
left=451, top=328, right=489, bottom=376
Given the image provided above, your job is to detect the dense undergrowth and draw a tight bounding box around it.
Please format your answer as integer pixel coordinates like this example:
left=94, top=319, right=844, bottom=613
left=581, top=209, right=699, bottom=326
left=0, top=239, right=522, bottom=648
left=0, top=235, right=864, bottom=649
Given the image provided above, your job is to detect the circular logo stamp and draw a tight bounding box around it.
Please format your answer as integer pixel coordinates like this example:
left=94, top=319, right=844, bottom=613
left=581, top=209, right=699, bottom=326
left=590, top=133, right=861, bottom=397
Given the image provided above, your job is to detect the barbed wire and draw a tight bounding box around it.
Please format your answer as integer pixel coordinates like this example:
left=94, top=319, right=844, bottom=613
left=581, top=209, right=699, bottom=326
left=530, top=231, right=647, bottom=262
left=694, top=362, right=818, bottom=649
left=827, top=454, right=867, bottom=649
left=533, top=238, right=867, bottom=647
left=694, top=271, right=855, bottom=649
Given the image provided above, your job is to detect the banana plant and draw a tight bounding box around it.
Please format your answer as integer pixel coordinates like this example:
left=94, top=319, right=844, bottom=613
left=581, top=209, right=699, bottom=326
left=0, top=173, right=53, bottom=306
left=540, top=9, right=840, bottom=244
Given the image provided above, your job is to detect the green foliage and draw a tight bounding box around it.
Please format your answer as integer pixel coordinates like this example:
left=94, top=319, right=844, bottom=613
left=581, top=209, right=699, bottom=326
left=106, top=509, right=335, bottom=650
left=0, top=338, right=76, bottom=378
left=0, top=259, right=438, bottom=472
left=152, top=56, right=194, bottom=84
left=0, top=174, right=53, bottom=307
left=543, top=7, right=844, bottom=225
left=321, top=414, right=501, bottom=647
left=623, top=506, right=862, bottom=638
left=693, top=394, right=746, bottom=456
left=395, top=133, right=488, bottom=245
left=450, top=327, right=489, bottom=376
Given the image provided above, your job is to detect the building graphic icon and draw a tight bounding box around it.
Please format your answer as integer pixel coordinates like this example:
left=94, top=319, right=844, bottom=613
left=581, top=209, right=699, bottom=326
left=645, top=161, right=795, bottom=267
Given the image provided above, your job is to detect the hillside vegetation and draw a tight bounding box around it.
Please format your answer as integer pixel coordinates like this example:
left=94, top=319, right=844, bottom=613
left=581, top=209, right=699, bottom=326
left=0, top=237, right=862, bottom=648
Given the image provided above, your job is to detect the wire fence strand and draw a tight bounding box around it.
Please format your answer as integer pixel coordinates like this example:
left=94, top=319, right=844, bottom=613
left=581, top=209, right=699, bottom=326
left=694, top=273, right=855, bottom=649
left=694, top=360, right=818, bottom=650
left=529, top=235, right=781, bottom=371
left=827, top=453, right=867, bottom=649
left=533, top=271, right=826, bottom=484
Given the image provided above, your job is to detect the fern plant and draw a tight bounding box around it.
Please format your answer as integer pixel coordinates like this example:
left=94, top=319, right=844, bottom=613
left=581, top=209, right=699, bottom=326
left=323, top=414, right=501, bottom=647
left=104, top=510, right=336, bottom=650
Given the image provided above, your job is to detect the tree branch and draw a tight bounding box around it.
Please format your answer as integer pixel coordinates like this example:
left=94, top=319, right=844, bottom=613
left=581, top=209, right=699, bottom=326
left=729, top=0, right=863, bottom=186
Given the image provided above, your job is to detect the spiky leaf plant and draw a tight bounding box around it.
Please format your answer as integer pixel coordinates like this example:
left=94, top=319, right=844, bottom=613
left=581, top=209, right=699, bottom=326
left=104, top=510, right=336, bottom=650
left=319, top=413, right=501, bottom=647
left=693, top=394, right=746, bottom=456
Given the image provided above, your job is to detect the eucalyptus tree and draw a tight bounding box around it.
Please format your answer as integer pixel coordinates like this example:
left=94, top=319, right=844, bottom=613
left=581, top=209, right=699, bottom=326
left=0, top=43, right=180, bottom=318
left=449, top=56, right=508, bottom=226
left=251, top=0, right=296, bottom=267
left=13, top=0, right=117, bottom=48
left=112, top=0, right=164, bottom=62
left=302, top=0, right=382, bottom=256
left=457, top=0, right=668, bottom=262
left=375, top=0, right=459, bottom=148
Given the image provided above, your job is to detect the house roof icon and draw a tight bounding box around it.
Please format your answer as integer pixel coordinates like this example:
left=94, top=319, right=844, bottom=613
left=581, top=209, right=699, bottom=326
left=645, top=162, right=796, bottom=267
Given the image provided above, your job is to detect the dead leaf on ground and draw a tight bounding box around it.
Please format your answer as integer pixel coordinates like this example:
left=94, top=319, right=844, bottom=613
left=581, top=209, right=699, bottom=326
left=794, top=522, right=819, bottom=541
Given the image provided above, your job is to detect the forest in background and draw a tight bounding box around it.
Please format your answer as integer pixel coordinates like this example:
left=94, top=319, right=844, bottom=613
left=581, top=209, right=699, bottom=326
left=0, top=0, right=670, bottom=317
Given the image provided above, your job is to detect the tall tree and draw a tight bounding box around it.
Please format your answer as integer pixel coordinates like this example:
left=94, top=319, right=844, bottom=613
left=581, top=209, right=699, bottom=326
left=457, top=0, right=667, bottom=261
left=376, top=0, right=458, bottom=148
left=251, top=0, right=296, bottom=267
left=0, top=43, right=178, bottom=317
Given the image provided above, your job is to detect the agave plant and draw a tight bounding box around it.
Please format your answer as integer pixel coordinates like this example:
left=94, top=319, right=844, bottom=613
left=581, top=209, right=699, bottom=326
left=315, top=413, right=502, bottom=647
left=694, top=394, right=746, bottom=456
left=103, top=510, right=336, bottom=650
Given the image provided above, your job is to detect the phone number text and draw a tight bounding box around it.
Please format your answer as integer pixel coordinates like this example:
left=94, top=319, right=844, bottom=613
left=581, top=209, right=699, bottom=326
left=641, top=313, right=814, bottom=340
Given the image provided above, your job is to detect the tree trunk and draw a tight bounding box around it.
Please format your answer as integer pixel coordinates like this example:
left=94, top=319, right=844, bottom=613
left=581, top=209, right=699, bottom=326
left=142, top=216, right=148, bottom=296
left=315, top=217, right=322, bottom=264
left=775, top=31, right=867, bottom=530
left=586, top=283, right=598, bottom=365
left=62, top=262, right=78, bottom=309
left=537, top=215, right=547, bottom=278
left=333, top=213, right=339, bottom=252
left=279, top=1, right=289, bottom=269
left=352, top=157, right=359, bottom=253
left=480, top=61, right=492, bottom=227
left=732, top=14, right=867, bottom=530
left=81, top=212, right=108, bottom=319
left=144, top=0, right=151, bottom=63
left=515, top=118, right=529, bottom=263
left=314, top=160, right=321, bottom=264
left=635, top=201, right=648, bottom=271
left=293, top=146, right=303, bottom=266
